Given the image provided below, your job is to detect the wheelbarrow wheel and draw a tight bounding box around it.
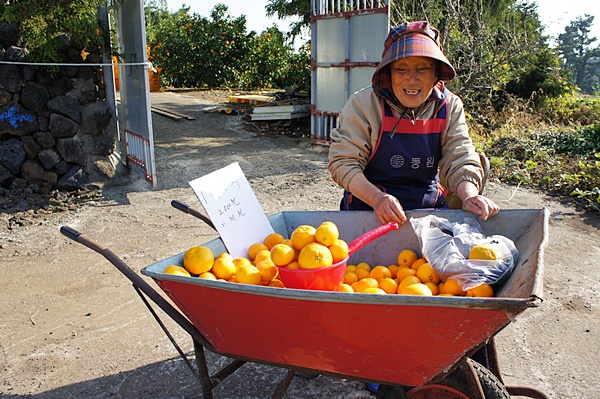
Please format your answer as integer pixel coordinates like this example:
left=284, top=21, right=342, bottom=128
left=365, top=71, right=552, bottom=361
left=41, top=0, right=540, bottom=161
left=405, top=359, right=510, bottom=399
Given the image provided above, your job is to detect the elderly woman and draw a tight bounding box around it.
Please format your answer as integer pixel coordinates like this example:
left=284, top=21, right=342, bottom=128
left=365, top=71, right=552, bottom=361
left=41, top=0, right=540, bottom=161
left=328, top=21, right=499, bottom=225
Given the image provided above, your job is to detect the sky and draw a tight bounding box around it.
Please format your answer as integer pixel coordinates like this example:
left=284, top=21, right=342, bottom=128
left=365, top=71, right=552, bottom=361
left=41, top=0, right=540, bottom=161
left=166, top=0, right=600, bottom=45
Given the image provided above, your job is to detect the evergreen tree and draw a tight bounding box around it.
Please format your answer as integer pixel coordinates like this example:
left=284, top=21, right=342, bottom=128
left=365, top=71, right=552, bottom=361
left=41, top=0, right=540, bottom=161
left=557, top=15, right=600, bottom=94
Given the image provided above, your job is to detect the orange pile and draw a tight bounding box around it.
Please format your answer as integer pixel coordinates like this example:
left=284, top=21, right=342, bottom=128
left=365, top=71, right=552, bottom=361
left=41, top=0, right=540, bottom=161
left=162, top=238, right=494, bottom=297
left=338, top=248, right=494, bottom=297
left=162, top=221, right=349, bottom=288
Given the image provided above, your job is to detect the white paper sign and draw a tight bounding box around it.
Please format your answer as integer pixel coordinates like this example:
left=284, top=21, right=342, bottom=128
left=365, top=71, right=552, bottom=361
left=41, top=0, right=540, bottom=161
left=189, top=162, right=274, bottom=258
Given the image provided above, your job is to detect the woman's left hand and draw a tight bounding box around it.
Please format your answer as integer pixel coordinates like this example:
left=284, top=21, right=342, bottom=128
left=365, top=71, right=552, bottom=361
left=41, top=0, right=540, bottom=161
left=461, top=195, right=500, bottom=220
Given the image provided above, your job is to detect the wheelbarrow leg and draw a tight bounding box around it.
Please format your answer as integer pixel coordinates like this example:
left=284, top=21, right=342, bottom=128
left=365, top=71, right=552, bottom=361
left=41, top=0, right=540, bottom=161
left=271, top=369, right=295, bottom=399
left=486, top=339, right=551, bottom=399
left=193, top=340, right=248, bottom=398
left=194, top=341, right=215, bottom=399
left=376, top=384, right=408, bottom=399
left=485, top=338, right=504, bottom=384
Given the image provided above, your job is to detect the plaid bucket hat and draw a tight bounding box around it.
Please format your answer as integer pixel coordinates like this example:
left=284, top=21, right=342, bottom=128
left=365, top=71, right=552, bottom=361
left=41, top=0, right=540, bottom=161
left=372, top=21, right=456, bottom=90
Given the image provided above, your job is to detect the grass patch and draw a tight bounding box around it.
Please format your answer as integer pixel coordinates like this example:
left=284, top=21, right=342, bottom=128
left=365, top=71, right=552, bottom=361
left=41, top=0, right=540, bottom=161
left=470, top=95, right=600, bottom=212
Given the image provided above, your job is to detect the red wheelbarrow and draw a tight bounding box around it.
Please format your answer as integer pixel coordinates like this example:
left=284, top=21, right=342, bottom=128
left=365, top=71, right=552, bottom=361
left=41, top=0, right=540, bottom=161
left=60, top=203, right=551, bottom=399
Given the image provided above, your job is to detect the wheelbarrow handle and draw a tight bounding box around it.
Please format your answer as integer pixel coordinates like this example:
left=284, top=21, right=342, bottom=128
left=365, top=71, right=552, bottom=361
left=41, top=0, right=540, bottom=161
left=60, top=225, right=81, bottom=241
left=348, top=222, right=399, bottom=255
left=58, top=225, right=213, bottom=350
left=170, top=200, right=216, bottom=231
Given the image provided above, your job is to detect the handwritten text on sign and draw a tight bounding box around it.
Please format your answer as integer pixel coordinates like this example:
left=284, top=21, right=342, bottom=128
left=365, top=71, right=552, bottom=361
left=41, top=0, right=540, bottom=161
left=189, top=163, right=274, bottom=258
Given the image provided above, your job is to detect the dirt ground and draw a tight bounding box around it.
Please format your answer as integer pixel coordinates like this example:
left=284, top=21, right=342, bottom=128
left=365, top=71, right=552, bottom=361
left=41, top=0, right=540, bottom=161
left=1, top=90, right=599, bottom=399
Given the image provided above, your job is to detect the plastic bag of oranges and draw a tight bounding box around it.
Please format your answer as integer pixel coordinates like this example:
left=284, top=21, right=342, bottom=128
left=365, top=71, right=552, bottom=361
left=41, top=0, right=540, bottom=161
left=410, top=215, right=518, bottom=291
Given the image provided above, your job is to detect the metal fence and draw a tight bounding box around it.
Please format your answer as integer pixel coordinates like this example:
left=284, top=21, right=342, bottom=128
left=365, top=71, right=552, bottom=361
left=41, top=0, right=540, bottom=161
left=310, top=0, right=389, bottom=144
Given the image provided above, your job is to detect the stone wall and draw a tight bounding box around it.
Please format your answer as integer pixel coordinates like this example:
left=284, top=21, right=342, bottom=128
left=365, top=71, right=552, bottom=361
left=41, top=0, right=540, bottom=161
left=0, top=23, right=118, bottom=196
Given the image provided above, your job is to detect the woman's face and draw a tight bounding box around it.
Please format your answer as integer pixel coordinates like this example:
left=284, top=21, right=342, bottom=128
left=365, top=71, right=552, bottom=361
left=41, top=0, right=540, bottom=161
left=390, top=56, right=438, bottom=108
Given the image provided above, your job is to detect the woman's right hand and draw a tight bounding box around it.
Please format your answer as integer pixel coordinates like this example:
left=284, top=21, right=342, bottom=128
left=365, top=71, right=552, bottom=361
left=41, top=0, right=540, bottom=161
left=348, top=173, right=408, bottom=225
left=372, top=193, right=408, bottom=225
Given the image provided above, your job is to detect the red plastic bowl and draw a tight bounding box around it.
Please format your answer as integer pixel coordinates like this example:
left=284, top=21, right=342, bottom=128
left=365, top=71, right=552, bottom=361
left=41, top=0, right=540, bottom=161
left=276, top=222, right=399, bottom=291
left=277, top=258, right=347, bottom=291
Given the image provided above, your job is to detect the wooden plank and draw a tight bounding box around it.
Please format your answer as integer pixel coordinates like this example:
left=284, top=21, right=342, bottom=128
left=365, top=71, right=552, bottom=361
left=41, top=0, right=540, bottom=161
left=250, top=112, right=309, bottom=121
left=150, top=107, right=183, bottom=120
left=229, top=94, right=275, bottom=105
left=202, top=106, right=222, bottom=113
left=253, top=104, right=309, bottom=114
left=150, top=105, right=195, bottom=120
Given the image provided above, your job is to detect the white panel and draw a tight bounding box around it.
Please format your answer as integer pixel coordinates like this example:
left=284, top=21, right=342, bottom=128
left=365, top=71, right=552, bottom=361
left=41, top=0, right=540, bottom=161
left=311, top=1, right=389, bottom=142
left=115, top=0, right=156, bottom=186
left=315, top=18, right=347, bottom=63
left=316, top=67, right=347, bottom=111
left=349, top=13, right=388, bottom=62
left=349, top=67, right=377, bottom=96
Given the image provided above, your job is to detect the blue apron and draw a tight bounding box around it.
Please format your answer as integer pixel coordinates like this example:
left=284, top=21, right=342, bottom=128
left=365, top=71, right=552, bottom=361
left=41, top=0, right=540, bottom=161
left=341, top=94, right=450, bottom=211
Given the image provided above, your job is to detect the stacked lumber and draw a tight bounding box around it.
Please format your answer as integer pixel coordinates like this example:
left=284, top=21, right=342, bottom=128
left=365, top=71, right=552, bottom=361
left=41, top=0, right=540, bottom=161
left=228, top=94, right=275, bottom=105
left=250, top=101, right=310, bottom=121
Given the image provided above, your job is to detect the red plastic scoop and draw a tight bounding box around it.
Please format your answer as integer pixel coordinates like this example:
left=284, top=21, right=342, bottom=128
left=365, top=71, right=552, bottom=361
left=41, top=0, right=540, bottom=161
left=277, top=222, right=399, bottom=291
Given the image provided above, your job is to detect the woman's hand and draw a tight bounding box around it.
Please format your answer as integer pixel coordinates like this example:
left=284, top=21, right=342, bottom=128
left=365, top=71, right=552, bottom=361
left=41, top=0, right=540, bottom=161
left=348, top=173, right=408, bottom=225
left=456, top=181, right=500, bottom=220
left=372, top=193, right=408, bottom=225
left=461, top=195, right=499, bottom=220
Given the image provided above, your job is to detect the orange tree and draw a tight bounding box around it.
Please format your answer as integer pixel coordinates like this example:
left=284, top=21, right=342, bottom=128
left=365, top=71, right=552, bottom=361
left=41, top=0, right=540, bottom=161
left=146, top=3, right=309, bottom=90
left=239, top=27, right=310, bottom=90
left=147, top=4, right=253, bottom=88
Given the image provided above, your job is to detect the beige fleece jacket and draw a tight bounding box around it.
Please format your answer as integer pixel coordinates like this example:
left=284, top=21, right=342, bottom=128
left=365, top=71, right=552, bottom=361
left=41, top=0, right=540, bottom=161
left=327, top=86, right=484, bottom=196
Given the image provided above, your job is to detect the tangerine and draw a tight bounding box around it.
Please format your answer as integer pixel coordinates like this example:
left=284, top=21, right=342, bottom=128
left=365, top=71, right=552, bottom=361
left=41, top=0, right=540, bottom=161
left=270, top=243, right=295, bottom=266
left=438, top=281, right=446, bottom=295
left=329, top=239, right=349, bottom=263
left=268, top=279, right=285, bottom=288
left=298, top=242, right=333, bottom=269
left=378, top=276, right=399, bottom=294
left=198, top=271, right=217, bottom=280
left=338, top=283, right=354, bottom=293
left=397, top=275, right=421, bottom=293
left=256, top=259, right=279, bottom=282
left=290, top=225, right=316, bottom=251
left=216, top=252, right=233, bottom=260
left=183, top=246, right=214, bottom=275
left=163, top=265, right=191, bottom=277
left=416, top=263, right=440, bottom=284
left=397, top=249, right=418, bottom=268
left=236, top=264, right=262, bottom=285
left=395, top=267, right=417, bottom=282
left=344, top=271, right=359, bottom=285
left=263, top=232, right=285, bottom=250
left=315, top=222, right=339, bottom=247
left=352, top=277, right=379, bottom=292
left=444, top=278, right=466, bottom=296
left=354, top=267, right=370, bottom=280
left=370, top=265, right=392, bottom=280
left=248, top=243, right=268, bottom=260
left=232, top=257, right=252, bottom=270
left=253, top=249, right=272, bottom=265
left=286, top=261, right=300, bottom=269
left=356, top=262, right=372, bottom=272
left=425, top=282, right=439, bottom=295
left=411, top=257, right=428, bottom=271
left=466, top=283, right=494, bottom=297
left=468, top=244, right=498, bottom=260
left=399, top=283, right=433, bottom=296
left=212, top=257, right=236, bottom=280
